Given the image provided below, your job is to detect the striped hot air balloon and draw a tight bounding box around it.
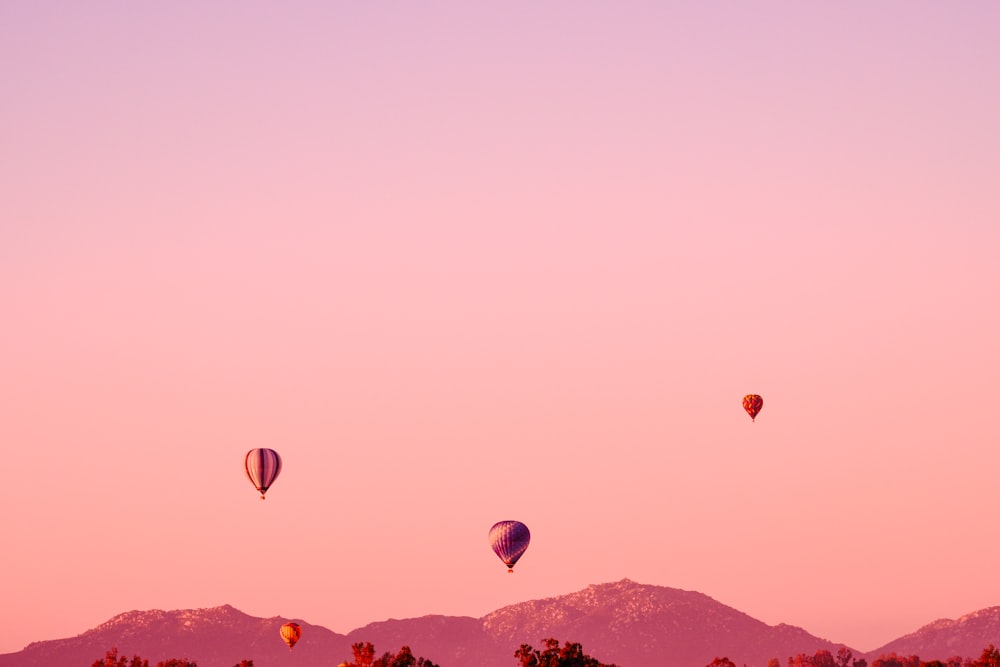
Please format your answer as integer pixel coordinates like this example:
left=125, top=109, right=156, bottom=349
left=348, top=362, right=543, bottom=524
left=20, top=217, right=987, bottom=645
left=245, top=448, right=282, bottom=499
left=489, top=520, right=530, bottom=573
left=743, top=394, right=763, bottom=422
left=280, top=622, right=301, bottom=650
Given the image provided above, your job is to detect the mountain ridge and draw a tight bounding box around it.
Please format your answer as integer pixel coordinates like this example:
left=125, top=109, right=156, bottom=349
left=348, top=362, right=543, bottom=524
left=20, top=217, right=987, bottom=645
left=868, top=606, right=1000, bottom=659
left=3, top=580, right=998, bottom=667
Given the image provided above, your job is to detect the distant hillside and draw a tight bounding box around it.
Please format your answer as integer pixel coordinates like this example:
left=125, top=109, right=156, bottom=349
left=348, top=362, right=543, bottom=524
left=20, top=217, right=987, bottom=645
left=0, top=605, right=350, bottom=667
left=867, top=607, right=1000, bottom=661
left=344, top=615, right=499, bottom=665
left=2, top=580, right=995, bottom=667
left=480, top=579, right=851, bottom=667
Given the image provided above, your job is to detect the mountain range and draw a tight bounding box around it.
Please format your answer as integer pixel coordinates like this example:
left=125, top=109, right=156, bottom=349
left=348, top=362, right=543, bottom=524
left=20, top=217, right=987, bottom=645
left=3, top=580, right=998, bottom=667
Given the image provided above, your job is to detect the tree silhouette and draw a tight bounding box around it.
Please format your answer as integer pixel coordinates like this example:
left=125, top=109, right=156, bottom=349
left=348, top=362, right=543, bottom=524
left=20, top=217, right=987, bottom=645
left=515, top=638, right=619, bottom=667
left=791, top=653, right=815, bottom=667
left=90, top=649, right=196, bottom=667
left=92, top=649, right=148, bottom=667
left=707, top=658, right=737, bottom=667
left=785, top=649, right=861, bottom=667
left=863, top=650, right=1000, bottom=667
left=339, top=642, right=438, bottom=667
left=815, top=650, right=837, bottom=667
left=978, top=646, right=1000, bottom=667
left=350, top=642, right=377, bottom=667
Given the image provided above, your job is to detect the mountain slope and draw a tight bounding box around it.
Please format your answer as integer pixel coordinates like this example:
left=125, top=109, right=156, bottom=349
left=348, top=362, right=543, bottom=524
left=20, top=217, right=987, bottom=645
left=9, top=580, right=990, bottom=667
left=345, top=615, right=501, bottom=666
left=482, top=579, right=850, bottom=667
left=0, top=604, right=350, bottom=667
left=867, top=607, right=1000, bottom=661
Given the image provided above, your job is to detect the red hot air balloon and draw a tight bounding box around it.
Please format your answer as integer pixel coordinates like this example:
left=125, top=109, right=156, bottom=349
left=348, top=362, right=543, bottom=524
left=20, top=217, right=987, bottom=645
left=743, top=394, right=763, bottom=422
left=245, top=448, right=282, bottom=499
left=489, top=520, right=530, bottom=573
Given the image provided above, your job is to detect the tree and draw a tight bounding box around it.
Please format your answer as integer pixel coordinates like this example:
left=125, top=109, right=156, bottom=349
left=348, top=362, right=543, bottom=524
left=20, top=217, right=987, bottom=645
left=791, top=654, right=815, bottom=667
left=515, top=639, right=619, bottom=667
left=978, top=646, right=1000, bottom=667
left=92, top=649, right=148, bottom=667
left=91, top=650, right=196, bottom=667
left=836, top=649, right=854, bottom=667
left=340, top=642, right=438, bottom=667
left=707, top=659, right=736, bottom=667
left=768, top=658, right=781, bottom=667
left=231, top=662, right=253, bottom=667
left=872, top=654, right=905, bottom=667
left=350, top=643, right=377, bottom=667
left=815, top=650, right=837, bottom=667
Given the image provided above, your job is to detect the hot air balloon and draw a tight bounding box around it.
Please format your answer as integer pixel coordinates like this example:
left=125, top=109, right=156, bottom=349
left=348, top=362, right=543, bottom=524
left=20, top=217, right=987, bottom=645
left=743, top=394, right=763, bottom=422
left=245, top=448, right=282, bottom=499
left=489, top=520, right=530, bottom=573
left=280, top=622, right=301, bottom=650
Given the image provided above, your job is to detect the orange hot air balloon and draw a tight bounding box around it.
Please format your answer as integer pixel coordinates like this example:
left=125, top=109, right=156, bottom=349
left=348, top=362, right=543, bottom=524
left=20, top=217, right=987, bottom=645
left=743, top=394, right=763, bottom=422
left=280, top=622, right=302, bottom=650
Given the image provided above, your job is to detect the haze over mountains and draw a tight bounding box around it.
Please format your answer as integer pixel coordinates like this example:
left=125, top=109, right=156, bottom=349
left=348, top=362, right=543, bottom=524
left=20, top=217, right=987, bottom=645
left=3, top=580, right=998, bottom=667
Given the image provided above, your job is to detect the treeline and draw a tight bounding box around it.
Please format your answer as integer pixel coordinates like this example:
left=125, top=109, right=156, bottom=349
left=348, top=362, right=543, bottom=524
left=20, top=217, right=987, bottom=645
left=866, top=647, right=1000, bottom=667
left=92, top=642, right=1000, bottom=667
left=91, top=650, right=200, bottom=667
left=708, top=645, right=1000, bottom=667
left=91, top=638, right=614, bottom=667
left=341, top=641, right=440, bottom=666
left=90, top=642, right=440, bottom=667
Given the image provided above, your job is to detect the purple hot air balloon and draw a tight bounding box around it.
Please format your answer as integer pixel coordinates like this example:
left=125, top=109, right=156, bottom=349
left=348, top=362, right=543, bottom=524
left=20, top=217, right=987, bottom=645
left=489, top=520, right=530, bottom=573
left=245, top=448, right=282, bottom=499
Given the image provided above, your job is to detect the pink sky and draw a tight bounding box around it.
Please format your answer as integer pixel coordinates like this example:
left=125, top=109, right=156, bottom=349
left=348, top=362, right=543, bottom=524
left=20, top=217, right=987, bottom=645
left=2, top=0, right=1000, bottom=657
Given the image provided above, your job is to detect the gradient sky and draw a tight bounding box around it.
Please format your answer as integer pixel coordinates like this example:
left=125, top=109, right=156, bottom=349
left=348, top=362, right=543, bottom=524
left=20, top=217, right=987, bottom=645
left=3, top=0, right=1000, bottom=657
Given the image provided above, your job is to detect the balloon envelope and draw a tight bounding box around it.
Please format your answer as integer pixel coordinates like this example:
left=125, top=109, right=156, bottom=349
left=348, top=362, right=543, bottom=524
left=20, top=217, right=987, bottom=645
left=743, top=394, right=763, bottom=421
left=489, top=520, right=530, bottom=572
left=280, top=622, right=301, bottom=649
left=245, top=448, right=282, bottom=499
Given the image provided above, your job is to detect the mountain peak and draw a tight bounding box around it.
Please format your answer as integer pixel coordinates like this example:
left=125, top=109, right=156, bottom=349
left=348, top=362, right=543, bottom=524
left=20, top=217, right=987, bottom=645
left=481, top=579, right=838, bottom=667
left=91, top=605, right=254, bottom=634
